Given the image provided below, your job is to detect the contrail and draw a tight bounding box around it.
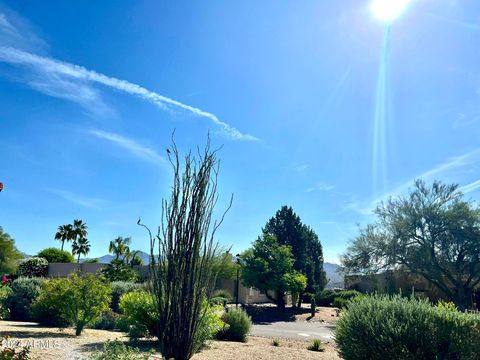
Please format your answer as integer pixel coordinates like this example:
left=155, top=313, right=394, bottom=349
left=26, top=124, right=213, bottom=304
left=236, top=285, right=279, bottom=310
left=0, top=45, right=258, bottom=141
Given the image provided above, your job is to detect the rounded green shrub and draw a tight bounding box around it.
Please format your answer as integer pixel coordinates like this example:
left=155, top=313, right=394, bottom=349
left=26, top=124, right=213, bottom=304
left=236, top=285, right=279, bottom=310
left=316, top=289, right=361, bottom=307
left=194, top=303, right=224, bottom=351
left=119, top=290, right=157, bottom=339
left=37, top=248, right=74, bottom=263
left=18, top=257, right=48, bottom=277
left=220, top=308, right=252, bottom=342
left=110, top=281, right=145, bottom=313
left=211, top=289, right=232, bottom=302
left=335, top=294, right=480, bottom=360
left=32, top=278, right=71, bottom=327
left=6, top=277, right=44, bottom=321
left=91, top=309, right=118, bottom=330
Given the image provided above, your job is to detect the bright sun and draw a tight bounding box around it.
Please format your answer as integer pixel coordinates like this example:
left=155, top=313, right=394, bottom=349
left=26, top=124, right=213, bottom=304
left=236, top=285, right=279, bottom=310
left=370, top=0, right=414, bottom=22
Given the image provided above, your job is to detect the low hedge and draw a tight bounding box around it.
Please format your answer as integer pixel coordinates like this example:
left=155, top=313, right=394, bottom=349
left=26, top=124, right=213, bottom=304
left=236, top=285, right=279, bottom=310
left=335, top=294, right=480, bottom=360
left=316, top=289, right=361, bottom=307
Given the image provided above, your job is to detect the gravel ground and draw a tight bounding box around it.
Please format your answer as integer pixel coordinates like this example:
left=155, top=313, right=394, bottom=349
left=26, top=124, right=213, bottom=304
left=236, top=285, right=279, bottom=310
left=0, top=320, right=341, bottom=360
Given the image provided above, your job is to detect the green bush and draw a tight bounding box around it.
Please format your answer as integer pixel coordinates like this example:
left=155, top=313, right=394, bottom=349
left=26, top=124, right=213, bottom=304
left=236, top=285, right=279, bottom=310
left=307, top=339, right=324, bottom=352
left=0, top=286, right=12, bottom=319
left=211, top=289, right=232, bottom=302
left=220, top=308, right=252, bottom=342
left=119, top=290, right=157, bottom=339
left=335, top=294, right=480, bottom=360
left=193, top=303, right=224, bottom=351
left=18, top=257, right=48, bottom=277
left=6, top=277, right=44, bottom=321
left=37, top=248, right=74, bottom=263
left=316, top=289, right=361, bottom=307
left=88, top=340, right=153, bottom=360
left=32, top=278, right=71, bottom=327
left=110, top=281, right=145, bottom=313
left=31, top=274, right=111, bottom=335
left=91, top=309, right=118, bottom=330
left=208, top=296, right=227, bottom=306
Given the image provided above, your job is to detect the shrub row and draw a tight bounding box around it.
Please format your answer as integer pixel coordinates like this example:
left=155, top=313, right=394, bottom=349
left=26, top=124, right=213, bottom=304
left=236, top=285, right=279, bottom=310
left=315, top=289, right=362, bottom=307
left=335, top=294, right=480, bottom=360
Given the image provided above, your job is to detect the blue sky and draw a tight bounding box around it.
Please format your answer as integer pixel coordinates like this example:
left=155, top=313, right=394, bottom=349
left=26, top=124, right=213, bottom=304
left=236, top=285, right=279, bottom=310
left=1, top=0, right=480, bottom=263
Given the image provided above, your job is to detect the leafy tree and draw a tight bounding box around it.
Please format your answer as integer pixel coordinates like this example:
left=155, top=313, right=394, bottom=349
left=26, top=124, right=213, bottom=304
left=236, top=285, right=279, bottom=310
left=54, top=224, right=73, bottom=251
left=101, top=260, right=138, bottom=282
left=37, top=247, right=74, bottom=263
left=0, top=227, right=23, bottom=274
left=341, top=180, right=480, bottom=310
left=108, top=236, right=131, bottom=262
left=138, top=136, right=231, bottom=360
left=72, top=237, right=91, bottom=263
left=241, top=234, right=307, bottom=309
left=263, top=206, right=327, bottom=303
left=35, top=274, right=111, bottom=335
left=211, top=252, right=238, bottom=289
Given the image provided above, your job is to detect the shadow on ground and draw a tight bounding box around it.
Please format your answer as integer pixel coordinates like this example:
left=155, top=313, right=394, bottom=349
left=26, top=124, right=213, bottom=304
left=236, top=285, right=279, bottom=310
left=243, top=304, right=311, bottom=325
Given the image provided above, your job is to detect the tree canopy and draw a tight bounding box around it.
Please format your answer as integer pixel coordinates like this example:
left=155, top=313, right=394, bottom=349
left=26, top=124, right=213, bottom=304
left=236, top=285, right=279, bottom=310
left=341, top=180, right=480, bottom=310
left=0, top=227, right=23, bottom=274
left=241, top=234, right=307, bottom=309
left=263, top=206, right=327, bottom=296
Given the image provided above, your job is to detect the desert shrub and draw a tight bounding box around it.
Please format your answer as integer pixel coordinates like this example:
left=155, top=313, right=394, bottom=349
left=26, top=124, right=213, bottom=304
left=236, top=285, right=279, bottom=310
left=115, top=315, right=131, bottom=332
left=0, top=286, right=12, bottom=319
left=272, top=338, right=281, bottom=347
left=220, top=308, right=252, bottom=342
left=88, top=340, right=153, bottom=360
left=101, top=261, right=138, bottom=282
left=18, top=257, right=48, bottom=278
left=31, top=274, right=111, bottom=335
left=37, top=248, right=74, bottom=263
left=316, top=289, right=361, bottom=307
left=436, top=300, right=458, bottom=312
left=335, top=294, right=480, bottom=360
left=0, top=337, right=30, bottom=360
left=211, top=289, right=232, bottom=302
left=6, top=277, right=44, bottom=321
left=119, top=290, right=157, bottom=339
left=208, top=296, right=227, bottom=306
left=193, top=303, right=224, bottom=351
left=91, top=309, right=118, bottom=330
left=32, top=278, right=71, bottom=327
left=110, top=281, right=145, bottom=313
left=307, top=339, right=324, bottom=352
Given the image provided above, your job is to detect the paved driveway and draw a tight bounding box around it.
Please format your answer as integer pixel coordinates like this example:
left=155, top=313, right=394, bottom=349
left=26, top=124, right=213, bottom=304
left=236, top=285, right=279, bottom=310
left=251, top=321, right=335, bottom=340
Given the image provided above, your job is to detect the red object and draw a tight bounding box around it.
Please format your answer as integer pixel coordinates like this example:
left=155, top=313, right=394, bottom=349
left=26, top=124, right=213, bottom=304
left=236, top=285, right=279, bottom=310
left=0, top=182, right=3, bottom=192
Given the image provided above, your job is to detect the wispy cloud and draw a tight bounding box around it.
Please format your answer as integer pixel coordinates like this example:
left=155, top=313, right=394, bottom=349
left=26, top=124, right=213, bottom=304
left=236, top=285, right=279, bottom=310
left=0, top=7, right=257, bottom=141
left=344, top=148, right=480, bottom=215
left=0, top=45, right=258, bottom=141
left=460, top=179, right=480, bottom=194
left=88, top=129, right=164, bottom=164
left=306, top=181, right=336, bottom=193
left=50, top=189, right=110, bottom=209
left=296, top=164, right=309, bottom=172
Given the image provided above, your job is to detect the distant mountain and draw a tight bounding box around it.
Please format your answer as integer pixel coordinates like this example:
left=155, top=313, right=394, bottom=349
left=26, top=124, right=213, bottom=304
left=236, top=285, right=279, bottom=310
left=82, top=251, right=152, bottom=265
left=324, top=262, right=344, bottom=289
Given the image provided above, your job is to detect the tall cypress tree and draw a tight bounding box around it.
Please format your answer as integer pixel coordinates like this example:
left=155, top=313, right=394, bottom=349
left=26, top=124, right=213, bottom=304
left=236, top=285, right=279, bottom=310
left=263, top=206, right=327, bottom=304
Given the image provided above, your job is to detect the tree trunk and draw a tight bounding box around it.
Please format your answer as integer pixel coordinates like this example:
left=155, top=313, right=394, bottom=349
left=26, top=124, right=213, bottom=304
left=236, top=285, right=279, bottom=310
left=61, top=241, right=64, bottom=251
left=77, top=254, right=80, bottom=263
left=276, top=291, right=286, bottom=311
left=297, top=292, right=303, bottom=308
left=75, top=321, right=85, bottom=336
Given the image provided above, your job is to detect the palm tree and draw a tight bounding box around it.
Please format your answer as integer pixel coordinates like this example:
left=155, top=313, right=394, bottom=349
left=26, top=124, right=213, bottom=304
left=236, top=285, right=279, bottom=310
left=108, top=236, right=131, bottom=262
left=71, top=219, right=88, bottom=254
left=54, top=224, right=73, bottom=251
left=72, top=237, right=91, bottom=263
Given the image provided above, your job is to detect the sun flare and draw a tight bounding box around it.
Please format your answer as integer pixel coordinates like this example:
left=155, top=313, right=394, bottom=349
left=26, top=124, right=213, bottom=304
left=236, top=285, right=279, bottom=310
left=370, top=0, right=414, bottom=22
